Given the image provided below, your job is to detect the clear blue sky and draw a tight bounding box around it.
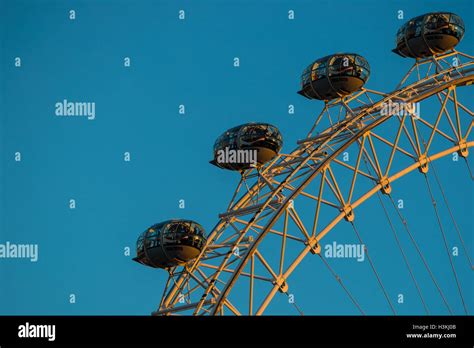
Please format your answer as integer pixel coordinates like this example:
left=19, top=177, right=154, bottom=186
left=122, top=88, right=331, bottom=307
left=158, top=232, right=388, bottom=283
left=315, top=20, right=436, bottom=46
left=0, top=0, right=472, bottom=315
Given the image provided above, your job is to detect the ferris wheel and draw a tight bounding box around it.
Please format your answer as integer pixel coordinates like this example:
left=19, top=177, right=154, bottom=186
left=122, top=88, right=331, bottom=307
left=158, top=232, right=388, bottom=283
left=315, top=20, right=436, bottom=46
left=134, top=12, right=473, bottom=316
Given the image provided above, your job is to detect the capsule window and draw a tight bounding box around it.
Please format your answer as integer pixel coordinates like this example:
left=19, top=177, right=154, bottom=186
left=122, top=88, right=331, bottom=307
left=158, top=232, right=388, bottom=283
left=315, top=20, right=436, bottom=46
left=302, top=71, right=311, bottom=85
left=191, top=224, right=204, bottom=236
left=451, top=24, right=464, bottom=39
left=327, top=57, right=339, bottom=76
left=137, top=237, right=145, bottom=254
left=147, top=228, right=158, bottom=238
left=406, top=20, right=418, bottom=40
left=425, top=14, right=450, bottom=33
left=315, top=67, right=326, bottom=79
left=445, top=14, right=464, bottom=39
left=449, top=14, right=464, bottom=28
left=396, top=26, right=406, bottom=46
left=414, top=20, right=423, bottom=37
left=301, top=65, right=312, bottom=85
left=355, top=56, right=369, bottom=69
left=355, top=61, right=369, bottom=81
left=311, top=61, right=321, bottom=81
left=329, top=56, right=355, bottom=77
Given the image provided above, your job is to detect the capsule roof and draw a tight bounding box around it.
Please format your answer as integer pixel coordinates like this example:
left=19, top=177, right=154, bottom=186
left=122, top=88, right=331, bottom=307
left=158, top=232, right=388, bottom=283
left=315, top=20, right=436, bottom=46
left=143, top=219, right=205, bottom=236
left=393, top=12, right=464, bottom=58
left=213, top=123, right=282, bottom=149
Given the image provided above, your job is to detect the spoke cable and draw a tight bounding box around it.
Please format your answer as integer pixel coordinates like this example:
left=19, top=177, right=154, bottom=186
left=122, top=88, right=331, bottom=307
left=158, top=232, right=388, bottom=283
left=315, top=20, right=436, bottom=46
left=463, top=157, right=474, bottom=181
left=350, top=221, right=396, bottom=315
left=375, top=190, right=430, bottom=314
left=358, top=137, right=453, bottom=314
left=387, top=195, right=453, bottom=314
left=430, top=159, right=473, bottom=269
left=318, top=254, right=366, bottom=315
left=422, top=174, right=469, bottom=314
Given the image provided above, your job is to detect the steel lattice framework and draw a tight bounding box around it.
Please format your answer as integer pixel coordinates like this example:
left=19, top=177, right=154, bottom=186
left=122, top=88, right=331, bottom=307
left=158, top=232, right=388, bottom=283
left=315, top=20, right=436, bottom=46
left=155, top=49, right=474, bottom=316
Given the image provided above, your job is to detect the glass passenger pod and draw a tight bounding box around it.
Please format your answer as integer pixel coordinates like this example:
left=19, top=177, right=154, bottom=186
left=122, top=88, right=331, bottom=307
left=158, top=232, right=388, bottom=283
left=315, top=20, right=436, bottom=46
left=297, top=53, right=370, bottom=101
left=393, top=12, right=465, bottom=58
left=133, top=219, right=207, bottom=269
left=210, top=123, right=283, bottom=171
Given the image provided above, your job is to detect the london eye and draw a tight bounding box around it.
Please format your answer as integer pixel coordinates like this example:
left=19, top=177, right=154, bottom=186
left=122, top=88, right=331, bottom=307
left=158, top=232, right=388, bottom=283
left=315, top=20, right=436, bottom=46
left=135, top=11, right=473, bottom=316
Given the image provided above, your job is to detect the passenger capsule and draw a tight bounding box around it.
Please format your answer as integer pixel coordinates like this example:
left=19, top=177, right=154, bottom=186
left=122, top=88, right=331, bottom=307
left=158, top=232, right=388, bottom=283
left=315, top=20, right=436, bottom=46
left=393, top=12, right=464, bottom=58
left=133, top=220, right=206, bottom=269
left=298, top=53, right=370, bottom=101
left=210, top=123, right=283, bottom=171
